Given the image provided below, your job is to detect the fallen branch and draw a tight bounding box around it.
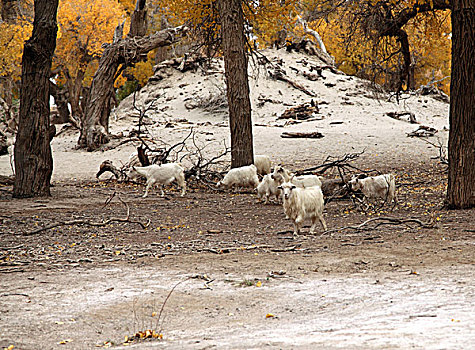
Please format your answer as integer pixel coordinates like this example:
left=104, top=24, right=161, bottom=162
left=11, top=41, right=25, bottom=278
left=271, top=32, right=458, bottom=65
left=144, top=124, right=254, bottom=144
left=96, top=160, right=124, bottom=179
left=268, top=66, right=316, bottom=97
left=281, top=131, right=324, bottom=139
left=407, top=125, right=438, bottom=137
left=321, top=216, right=436, bottom=236
left=0, top=174, right=14, bottom=185
left=204, top=244, right=273, bottom=254
left=23, top=193, right=150, bottom=235
left=386, top=111, right=418, bottom=124
left=417, top=137, right=448, bottom=165
left=277, top=101, right=318, bottom=120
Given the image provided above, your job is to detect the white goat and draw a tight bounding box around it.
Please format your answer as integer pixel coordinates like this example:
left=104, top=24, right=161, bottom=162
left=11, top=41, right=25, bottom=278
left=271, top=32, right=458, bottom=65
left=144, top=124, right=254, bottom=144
left=347, top=174, right=396, bottom=205
left=256, top=174, right=281, bottom=204
left=271, top=165, right=322, bottom=188
left=254, top=155, right=272, bottom=176
left=128, top=163, right=186, bottom=197
left=217, top=164, right=259, bottom=190
left=278, top=181, right=327, bottom=235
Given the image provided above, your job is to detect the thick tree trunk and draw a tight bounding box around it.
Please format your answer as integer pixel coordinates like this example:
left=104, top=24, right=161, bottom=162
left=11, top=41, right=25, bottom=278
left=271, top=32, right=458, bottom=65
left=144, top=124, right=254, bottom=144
left=78, top=20, right=187, bottom=150
left=13, top=0, right=59, bottom=198
left=447, top=0, right=475, bottom=208
left=219, top=0, right=254, bottom=168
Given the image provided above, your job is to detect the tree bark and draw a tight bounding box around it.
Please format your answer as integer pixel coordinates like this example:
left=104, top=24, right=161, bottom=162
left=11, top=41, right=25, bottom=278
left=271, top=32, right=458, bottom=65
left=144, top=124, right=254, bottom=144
left=128, top=0, right=147, bottom=38
left=447, top=0, right=475, bottom=208
left=219, top=0, right=254, bottom=168
left=78, top=22, right=187, bottom=150
left=13, top=0, right=59, bottom=198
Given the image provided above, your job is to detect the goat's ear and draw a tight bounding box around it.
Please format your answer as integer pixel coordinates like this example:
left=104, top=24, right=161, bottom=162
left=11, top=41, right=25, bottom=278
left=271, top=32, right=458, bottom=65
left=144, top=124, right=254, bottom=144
left=291, top=185, right=297, bottom=190
left=277, top=186, right=282, bottom=190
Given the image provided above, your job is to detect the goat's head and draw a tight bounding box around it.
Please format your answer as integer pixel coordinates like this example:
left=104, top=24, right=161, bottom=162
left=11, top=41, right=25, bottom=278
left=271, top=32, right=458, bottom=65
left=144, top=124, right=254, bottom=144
left=347, top=177, right=362, bottom=191
left=278, top=181, right=297, bottom=200
left=271, top=165, right=286, bottom=183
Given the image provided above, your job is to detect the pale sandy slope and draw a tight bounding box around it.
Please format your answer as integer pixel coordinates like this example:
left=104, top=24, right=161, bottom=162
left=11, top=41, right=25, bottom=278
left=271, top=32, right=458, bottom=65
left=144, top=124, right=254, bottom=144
left=0, top=48, right=449, bottom=181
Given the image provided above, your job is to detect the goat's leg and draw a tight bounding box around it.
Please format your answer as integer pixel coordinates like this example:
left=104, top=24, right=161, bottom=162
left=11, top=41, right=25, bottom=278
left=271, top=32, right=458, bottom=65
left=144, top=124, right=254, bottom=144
left=143, top=179, right=155, bottom=197
left=317, top=212, right=327, bottom=231
left=179, top=177, right=186, bottom=196
left=309, top=216, right=318, bottom=234
left=294, top=215, right=304, bottom=236
left=159, top=185, right=165, bottom=197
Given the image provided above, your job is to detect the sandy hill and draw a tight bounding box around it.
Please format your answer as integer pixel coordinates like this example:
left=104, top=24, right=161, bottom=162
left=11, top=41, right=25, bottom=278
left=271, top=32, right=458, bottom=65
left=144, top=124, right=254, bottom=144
left=0, top=48, right=449, bottom=181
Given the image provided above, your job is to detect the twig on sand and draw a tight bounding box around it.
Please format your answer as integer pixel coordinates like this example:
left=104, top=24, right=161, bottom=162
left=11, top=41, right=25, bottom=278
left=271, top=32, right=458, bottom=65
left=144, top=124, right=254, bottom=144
left=23, top=192, right=150, bottom=235
left=321, top=216, right=436, bottom=236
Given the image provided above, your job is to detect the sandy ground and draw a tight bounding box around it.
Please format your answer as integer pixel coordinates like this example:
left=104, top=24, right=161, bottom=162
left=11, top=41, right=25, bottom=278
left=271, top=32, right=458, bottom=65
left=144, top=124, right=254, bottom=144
left=1, top=48, right=473, bottom=350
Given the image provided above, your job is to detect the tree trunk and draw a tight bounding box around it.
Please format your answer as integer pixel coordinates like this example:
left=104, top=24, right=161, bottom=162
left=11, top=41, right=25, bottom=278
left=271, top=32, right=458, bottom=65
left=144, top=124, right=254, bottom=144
left=128, top=0, right=147, bottom=38
left=219, top=0, right=254, bottom=168
left=13, top=0, right=59, bottom=198
left=447, top=0, right=475, bottom=209
left=78, top=14, right=187, bottom=150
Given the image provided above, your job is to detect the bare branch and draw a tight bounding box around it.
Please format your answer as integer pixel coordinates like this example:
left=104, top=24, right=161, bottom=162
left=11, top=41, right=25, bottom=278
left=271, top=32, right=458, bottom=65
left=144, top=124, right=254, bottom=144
left=23, top=193, right=150, bottom=235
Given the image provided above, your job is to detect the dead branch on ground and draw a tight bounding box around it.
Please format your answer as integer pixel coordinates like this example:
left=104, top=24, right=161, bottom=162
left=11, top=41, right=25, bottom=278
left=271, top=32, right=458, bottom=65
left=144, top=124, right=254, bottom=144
left=322, top=216, right=436, bottom=236
left=268, top=65, right=316, bottom=97
left=281, top=131, right=324, bottom=139
left=96, top=160, right=125, bottom=180
left=181, top=133, right=230, bottom=186
left=0, top=174, right=14, bottom=185
left=417, top=136, right=448, bottom=165
left=23, top=192, right=150, bottom=236
left=407, top=125, right=437, bottom=137
left=277, top=101, right=319, bottom=120
left=386, top=111, right=418, bottom=124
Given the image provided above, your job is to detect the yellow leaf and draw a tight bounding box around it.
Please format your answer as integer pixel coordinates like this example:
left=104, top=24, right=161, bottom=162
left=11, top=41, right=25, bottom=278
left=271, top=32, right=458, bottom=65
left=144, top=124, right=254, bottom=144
left=266, top=313, right=275, bottom=318
left=256, top=281, right=262, bottom=287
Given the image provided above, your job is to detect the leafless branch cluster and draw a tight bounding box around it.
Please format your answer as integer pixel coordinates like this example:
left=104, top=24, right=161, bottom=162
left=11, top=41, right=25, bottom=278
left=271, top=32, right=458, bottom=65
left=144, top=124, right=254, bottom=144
left=418, top=136, right=448, bottom=166
left=297, top=149, right=375, bottom=177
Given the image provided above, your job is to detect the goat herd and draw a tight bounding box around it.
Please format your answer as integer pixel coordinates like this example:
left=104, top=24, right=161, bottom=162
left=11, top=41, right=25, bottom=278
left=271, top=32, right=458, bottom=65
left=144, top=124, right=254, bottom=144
left=127, top=155, right=397, bottom=235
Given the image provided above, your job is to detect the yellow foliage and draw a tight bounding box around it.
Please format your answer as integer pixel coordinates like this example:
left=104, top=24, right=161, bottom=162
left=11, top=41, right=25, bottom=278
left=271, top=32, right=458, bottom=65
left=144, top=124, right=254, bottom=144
left=54, top=0, right=127, bottom=87
left=0, top=21, right=32, bottom=81
left=310, top=4, right=452, bottom=94
left=407, top=10, right=451, bottom=94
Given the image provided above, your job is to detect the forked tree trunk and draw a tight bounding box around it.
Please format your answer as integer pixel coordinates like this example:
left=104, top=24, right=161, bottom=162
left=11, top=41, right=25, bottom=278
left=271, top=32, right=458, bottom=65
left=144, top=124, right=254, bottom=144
left=13, top=0, right=59, bottom=198
left=78, top=25, right=188, bottom=151
left=447, top=0, right=475, bottom=208
left=219, top=0, right=254, bottom=168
